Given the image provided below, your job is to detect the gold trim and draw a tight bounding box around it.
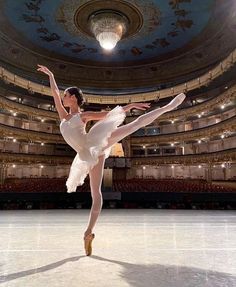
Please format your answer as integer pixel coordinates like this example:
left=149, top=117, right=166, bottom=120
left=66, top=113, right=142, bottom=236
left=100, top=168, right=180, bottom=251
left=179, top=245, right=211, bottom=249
left=160, top=86, right=236, bottom=120
left=0, top=49, right=235, bottom=104
left=131, top=148, right=236, bottom=166
left=0, top=95, right=58, bottom=121
left=131, top=115, right=236, bottom=144
left=0, top=83, right=235, bottom=123
left=0, top=123, right=63, bottom=143
left=0, top=114, right=235, bottom=144
left=0, top=148, right=235, bottom=165
left=0, top=152, right=72, bottom=165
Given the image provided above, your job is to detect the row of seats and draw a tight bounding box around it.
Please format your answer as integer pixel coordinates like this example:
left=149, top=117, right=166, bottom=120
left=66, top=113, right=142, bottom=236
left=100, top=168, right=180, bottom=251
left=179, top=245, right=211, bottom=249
left=0, top=178, right=235, bottom=193
left=0, top=178, right=89, bottom=193
left=113, top=179, right=236, bottom=193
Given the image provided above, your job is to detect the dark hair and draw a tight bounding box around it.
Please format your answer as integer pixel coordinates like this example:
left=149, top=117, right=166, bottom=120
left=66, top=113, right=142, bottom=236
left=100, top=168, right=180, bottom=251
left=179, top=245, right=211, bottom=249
left=65, top=86, right=85, bottom=106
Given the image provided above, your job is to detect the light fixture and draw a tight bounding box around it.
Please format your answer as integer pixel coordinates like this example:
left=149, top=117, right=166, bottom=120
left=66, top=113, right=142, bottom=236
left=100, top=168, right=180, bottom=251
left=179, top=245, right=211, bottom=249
left=75, top=1, right=143, bottom=51
left=89, top=10, right=128, bottom=50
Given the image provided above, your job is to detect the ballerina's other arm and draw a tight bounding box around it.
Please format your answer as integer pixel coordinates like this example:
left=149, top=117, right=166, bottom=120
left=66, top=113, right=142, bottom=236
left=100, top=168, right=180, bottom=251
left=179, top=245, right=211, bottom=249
left=82, top=102, right=151, bottom=122
left=37, top=65, right=68, bottom=121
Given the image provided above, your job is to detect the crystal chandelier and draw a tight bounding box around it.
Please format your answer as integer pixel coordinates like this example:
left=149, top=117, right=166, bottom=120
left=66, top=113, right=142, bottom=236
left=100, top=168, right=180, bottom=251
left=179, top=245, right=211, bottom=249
left=89, top=10, right=128, bottom=50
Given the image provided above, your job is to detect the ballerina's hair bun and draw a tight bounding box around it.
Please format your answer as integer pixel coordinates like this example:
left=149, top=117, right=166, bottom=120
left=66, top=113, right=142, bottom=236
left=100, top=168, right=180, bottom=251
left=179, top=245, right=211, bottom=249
left=65, top=86, right=85, bottom=106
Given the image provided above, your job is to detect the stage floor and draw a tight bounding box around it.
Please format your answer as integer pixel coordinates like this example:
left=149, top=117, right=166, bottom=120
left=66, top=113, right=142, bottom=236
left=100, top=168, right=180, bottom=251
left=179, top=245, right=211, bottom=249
left=0, top=209, right=235, bottom=287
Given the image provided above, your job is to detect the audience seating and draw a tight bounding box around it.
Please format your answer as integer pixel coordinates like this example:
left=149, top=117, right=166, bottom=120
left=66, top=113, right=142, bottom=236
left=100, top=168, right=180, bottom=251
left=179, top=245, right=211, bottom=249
left=0, top=178, right=235, bottom=193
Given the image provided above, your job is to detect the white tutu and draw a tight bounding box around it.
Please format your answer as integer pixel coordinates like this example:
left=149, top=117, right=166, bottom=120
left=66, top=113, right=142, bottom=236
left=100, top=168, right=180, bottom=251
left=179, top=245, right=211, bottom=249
left=60, top=105, right=126, bottom=193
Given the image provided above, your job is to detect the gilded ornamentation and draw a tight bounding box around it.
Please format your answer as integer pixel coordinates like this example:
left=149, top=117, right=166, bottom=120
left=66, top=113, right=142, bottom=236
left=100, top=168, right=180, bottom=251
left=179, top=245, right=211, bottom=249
left=0, top=113, right=235, bottom=145
left=131, top=115, right=236, bottom=144
left=0, top=148, right=235, bottom=166
left=131, top=148, right=236, bottom=166
left=0, top=152, right=72, bottom=165
left=0, top=123, right=63, bottom=143
left=0, top=48, right=235, bottom=103
left=0, top=93, right=58, bottom=120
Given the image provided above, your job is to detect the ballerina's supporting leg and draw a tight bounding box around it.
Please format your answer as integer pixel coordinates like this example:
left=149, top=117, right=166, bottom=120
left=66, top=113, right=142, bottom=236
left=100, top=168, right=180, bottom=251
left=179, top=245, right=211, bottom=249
left=84, top=92, right=182, bottom=229
left=84, top=154, right=106, bottom=238
left=104, top=93, right=186, bottom=149
left=82, top=93, right=185, bottom=255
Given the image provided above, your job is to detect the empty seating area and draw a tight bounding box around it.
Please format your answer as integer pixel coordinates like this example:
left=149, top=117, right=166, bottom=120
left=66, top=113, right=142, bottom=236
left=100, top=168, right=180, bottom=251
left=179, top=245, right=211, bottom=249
left=0, top=178, right=90, bottom=193
left=0, top=178, right=235, bottom=193
left=113, top=179, right=236, bottom=193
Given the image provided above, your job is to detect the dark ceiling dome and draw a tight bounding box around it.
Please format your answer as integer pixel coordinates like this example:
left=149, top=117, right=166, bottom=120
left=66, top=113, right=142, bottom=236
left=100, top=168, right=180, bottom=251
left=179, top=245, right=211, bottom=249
left=0, top=0, right=235, bottom=93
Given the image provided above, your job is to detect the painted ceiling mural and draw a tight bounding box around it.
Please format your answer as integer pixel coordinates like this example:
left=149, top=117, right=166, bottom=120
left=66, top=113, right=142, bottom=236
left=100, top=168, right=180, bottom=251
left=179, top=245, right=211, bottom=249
left=0, top=0, right=235, bottom=91
left=4, top=0, right=214, bottom=63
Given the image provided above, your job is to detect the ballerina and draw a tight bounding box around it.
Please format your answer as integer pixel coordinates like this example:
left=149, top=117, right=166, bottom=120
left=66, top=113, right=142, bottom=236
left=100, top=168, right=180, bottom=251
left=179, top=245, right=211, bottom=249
left=37, top=64, right=186, bottom=256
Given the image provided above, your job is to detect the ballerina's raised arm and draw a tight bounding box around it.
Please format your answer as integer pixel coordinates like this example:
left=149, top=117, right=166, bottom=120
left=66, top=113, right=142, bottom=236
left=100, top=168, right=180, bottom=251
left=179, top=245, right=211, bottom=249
left=37, top=64, right=68, bottom=121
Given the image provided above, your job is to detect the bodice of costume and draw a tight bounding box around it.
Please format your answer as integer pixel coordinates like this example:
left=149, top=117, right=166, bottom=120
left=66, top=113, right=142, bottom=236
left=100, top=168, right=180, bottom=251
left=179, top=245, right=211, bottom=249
left=60, top=113, right=87, bottom=153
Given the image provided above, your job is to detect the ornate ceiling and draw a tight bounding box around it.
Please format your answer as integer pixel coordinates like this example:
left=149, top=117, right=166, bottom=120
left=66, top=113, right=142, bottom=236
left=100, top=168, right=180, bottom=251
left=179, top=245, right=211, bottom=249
left=0, top=0, right=235, bottom=92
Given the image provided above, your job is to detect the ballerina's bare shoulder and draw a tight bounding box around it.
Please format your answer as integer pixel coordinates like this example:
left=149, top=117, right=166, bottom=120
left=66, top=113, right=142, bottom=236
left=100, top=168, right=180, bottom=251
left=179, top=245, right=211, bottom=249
left=61, top=112, right=86, bottom=124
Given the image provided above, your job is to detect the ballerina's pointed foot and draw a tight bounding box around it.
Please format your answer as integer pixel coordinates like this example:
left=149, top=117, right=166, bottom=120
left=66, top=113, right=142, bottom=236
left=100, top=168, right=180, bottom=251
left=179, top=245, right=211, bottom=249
left=84, top=233, right=95, bottom=256
left=169, top=92, right=186, bottom=109
left=176, top=92, right=186, bottom=103
left=173, top=93, right=186, bottom=106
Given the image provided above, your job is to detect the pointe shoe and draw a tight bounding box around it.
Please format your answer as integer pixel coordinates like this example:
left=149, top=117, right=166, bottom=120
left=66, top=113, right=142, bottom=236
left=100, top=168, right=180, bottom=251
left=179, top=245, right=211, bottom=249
left=168, top=93, right=186, bottom=110
left=173, top=93, right=186, bottom=106
left=84, top=233, right=95, bottom=256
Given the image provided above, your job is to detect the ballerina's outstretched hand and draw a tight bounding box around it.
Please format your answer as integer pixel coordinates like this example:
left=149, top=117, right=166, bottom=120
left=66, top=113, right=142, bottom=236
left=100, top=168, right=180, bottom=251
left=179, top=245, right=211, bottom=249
left=37, top=64, right=53, bottom=77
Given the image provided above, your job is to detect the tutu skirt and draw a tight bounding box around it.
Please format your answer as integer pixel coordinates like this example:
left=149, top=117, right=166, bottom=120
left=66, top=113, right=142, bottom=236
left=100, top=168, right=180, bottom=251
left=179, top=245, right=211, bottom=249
left=66, top=105, right=126, bottom=193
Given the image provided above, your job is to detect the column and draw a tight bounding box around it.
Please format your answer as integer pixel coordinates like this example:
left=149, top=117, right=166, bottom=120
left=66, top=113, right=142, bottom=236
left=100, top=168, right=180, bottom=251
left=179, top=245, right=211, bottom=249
left=122, top=137, right=131, bottom=157
left=206, top=164, right=212, bottom=183
left=0, top=163, right=7, bottom=184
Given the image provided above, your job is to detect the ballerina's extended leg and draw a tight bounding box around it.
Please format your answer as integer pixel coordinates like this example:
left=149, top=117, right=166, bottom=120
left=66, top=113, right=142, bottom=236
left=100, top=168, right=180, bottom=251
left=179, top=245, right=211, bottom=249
left=104, top=93, right=186, bottom=149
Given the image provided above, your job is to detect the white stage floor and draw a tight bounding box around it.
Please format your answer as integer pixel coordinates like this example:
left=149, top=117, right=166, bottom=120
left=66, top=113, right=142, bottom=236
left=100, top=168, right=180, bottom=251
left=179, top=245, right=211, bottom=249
left=0, top=209, right=235, bottom=287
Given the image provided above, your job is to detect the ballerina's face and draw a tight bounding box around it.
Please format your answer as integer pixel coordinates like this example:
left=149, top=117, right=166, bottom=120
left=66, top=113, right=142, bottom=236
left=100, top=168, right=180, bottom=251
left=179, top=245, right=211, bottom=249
left=62, top=90, right=76, bottom=107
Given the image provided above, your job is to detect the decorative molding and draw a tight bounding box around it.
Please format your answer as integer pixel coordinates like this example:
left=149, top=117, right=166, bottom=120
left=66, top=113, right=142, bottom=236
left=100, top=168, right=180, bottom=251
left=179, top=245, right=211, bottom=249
left=131, top=148, right=236, bottom=166
left=0, top=83, right=236, bottom=123
left=131, top=115, right=236, bottom=144
left=0, top=95, right=58, bottom=120
left=0, top=48, right=235, bottom=104
left=1, top=149, right=235, bottom=166
left=0, top=123, right=63, bottom=143
left=0, top=152, right=72, bottom=165
left=159, top=86, right=236, bottom=121
left=0, top=114, right=236, bottom=144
